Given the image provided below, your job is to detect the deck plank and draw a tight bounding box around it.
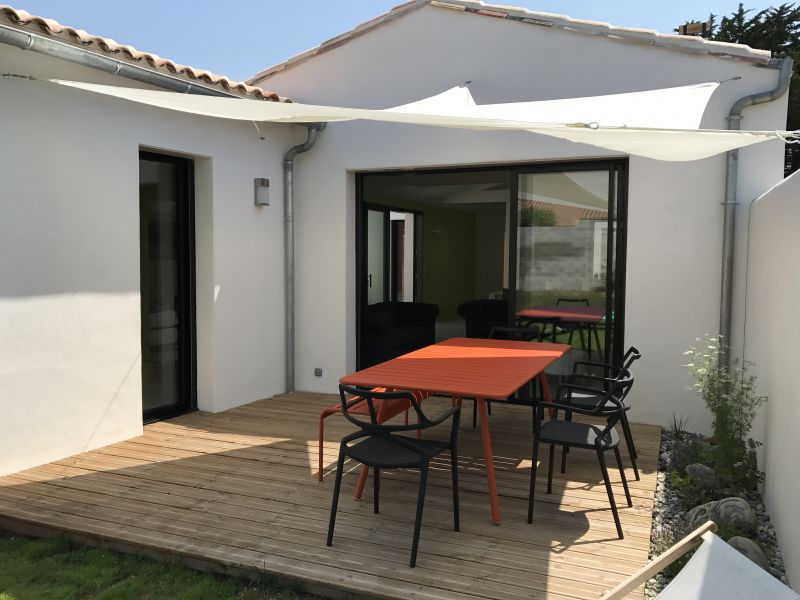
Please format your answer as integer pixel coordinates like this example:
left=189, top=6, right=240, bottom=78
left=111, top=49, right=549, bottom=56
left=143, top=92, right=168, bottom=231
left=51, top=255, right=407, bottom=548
left=0, top=392, right=658, bottom=600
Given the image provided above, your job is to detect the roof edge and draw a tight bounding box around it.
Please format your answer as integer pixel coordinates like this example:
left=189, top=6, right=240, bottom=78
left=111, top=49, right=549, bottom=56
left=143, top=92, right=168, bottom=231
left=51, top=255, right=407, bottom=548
left=248, top=0, right=774, bottom=85
left=0, top=5, right=289, bottom=101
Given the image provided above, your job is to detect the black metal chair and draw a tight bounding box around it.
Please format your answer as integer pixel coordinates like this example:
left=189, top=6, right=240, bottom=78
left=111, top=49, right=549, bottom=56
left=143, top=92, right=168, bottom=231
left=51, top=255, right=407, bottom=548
left=528, top=373, right=633, bottom=539
left=560, top=346, right=642, bottom=479
left=555, top=297, right=603, bottom=359
left=327, top=385, right=461, bottom=568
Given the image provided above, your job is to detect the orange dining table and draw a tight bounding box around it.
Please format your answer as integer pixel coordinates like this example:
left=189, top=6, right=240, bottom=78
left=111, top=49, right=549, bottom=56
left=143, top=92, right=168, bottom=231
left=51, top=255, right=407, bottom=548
left=339, top=337, right=571, bottom=525
left=516, top=305, right=605, bottom=324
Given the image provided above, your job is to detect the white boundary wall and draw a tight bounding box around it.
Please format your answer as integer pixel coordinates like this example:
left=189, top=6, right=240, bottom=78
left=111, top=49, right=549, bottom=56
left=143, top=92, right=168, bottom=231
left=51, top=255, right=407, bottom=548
left=0, top=45, right=295, bottom=476
left=261, top=4, right=788, bottom=431
left=746, top=172, right=800, bottom=587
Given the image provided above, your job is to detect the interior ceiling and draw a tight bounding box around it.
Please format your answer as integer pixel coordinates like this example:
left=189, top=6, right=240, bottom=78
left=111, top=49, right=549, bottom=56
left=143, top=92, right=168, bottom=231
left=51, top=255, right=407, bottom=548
left=364, top=170, right=509, bottom=213
left=363, top=169, right=608, bottom=213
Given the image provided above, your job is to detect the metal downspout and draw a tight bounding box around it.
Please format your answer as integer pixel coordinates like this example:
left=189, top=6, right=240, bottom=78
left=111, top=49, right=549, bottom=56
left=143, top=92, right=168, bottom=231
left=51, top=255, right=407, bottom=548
left=284, top=123, right=326, bottom=392
left=0, top=23, right=239, bottom=97
left=720, top=56, right=793, bottom=365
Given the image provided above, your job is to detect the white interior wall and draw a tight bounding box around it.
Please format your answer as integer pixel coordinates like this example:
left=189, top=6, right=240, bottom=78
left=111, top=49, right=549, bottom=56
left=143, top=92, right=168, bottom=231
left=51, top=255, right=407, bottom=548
left=744, top=171, right=800, bottom=588
left=0, top=45, right=293, bottom=476
left=262, top=4, right=787, bottom=430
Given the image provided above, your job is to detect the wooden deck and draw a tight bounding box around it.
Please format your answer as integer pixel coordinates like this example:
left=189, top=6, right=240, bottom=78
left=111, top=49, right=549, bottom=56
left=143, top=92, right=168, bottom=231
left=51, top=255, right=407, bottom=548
left=0, top=393, right=660, bottom=600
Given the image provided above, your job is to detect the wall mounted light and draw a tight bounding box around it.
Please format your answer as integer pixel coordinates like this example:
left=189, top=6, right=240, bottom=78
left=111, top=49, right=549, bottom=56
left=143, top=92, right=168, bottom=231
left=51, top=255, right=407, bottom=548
left=254, top=178, right=270, bottom=206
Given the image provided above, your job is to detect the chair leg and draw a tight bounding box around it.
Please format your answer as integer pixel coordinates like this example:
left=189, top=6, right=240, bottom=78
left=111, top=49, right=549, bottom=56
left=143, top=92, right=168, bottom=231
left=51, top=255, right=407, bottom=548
left=527, top=434, right=540, bottom=524
left=592, top=326, right=602, bottom=359
left=614, top=446, right=633, bottom=507
left=373, top=467, right=380, bottom=514
left=547, top=444, right=555, bottom=494
left=472, top=399, right=478, bottom=429
left=451, top=448, right=460, bottom=532
left=487, top=401, right=492, bottom=416
left=410, top=465, right=429, bottom=568
left=621, top=413, right=640, bottom=480
left=326, top=451, right=346, bottom=546
left=318, top=417, right=325, bottom=482
left=578, top=328, right=587, bottom=353
left=560, top=410, right=572, bottom=474
left=586, top=325, right=592, bottom=358
left=597, top=448, right=623, bottom=539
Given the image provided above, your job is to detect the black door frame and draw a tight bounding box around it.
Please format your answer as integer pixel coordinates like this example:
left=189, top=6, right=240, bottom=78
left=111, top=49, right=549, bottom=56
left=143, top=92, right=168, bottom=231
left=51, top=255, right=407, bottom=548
left=139, top=150, right=198, bottom=423
left=355, top=158, right=628, bottom=369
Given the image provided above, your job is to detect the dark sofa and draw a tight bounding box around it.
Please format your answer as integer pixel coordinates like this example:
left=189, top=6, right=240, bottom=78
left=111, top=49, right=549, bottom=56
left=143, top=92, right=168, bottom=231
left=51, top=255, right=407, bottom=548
left=457, top=299, right=508, bottom=338
left=361, top=301, right=439, bottom=368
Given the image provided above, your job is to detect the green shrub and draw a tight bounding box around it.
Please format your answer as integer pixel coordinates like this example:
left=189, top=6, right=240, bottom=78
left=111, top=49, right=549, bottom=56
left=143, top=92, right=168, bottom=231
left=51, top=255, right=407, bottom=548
left=519, top=206, right=556, bottom=227
left=670, top=470, right=716, bottom=508
left=670, top=437, right=708, bottom=475
left=650, top=518, right=692, bottom=577
left=683, top=335, right=766, bottom=492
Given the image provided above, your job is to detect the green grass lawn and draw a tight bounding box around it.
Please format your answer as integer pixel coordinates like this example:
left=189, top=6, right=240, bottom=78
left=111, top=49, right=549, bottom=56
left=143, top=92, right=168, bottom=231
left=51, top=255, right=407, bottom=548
left=0, top=530, right=316, bottom=600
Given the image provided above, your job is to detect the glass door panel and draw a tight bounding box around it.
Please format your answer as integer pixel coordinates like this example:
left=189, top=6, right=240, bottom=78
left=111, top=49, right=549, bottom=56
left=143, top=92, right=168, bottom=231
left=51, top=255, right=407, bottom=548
left=366, top=208, right=388, bottom=305
left=515, top=169, right=616, bottom=361
left=139, top=152, right=195, bottom=420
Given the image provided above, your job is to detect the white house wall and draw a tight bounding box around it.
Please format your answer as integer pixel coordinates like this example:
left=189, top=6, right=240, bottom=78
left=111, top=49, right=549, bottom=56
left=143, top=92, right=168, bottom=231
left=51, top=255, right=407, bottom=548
left=745, top=171, right=800, bottom=587
left=0, top=45, right=293, bottom=476
left=260, top=4, right=787, bottom=430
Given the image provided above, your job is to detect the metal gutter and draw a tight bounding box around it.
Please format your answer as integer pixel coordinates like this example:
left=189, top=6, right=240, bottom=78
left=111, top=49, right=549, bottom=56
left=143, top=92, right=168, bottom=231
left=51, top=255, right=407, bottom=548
left=0, top=22, right=239, bottom=97
left=720, top=56, right=793, bottom=365
left=284, top=123, right=326, bottom=392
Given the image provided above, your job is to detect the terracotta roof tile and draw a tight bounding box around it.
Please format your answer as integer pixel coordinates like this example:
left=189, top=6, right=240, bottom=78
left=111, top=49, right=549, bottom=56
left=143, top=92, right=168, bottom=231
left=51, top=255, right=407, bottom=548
left=0, top=5, right=287, bottom=101
left=249, top=0, right=774, bottom=84
left=521, top=199, right=607, bottom=227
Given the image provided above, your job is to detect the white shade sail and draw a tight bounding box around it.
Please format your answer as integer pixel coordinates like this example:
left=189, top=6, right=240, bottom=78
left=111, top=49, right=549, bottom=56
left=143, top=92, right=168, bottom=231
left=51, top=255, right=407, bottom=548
left=50, top=78, right=794, bottom=161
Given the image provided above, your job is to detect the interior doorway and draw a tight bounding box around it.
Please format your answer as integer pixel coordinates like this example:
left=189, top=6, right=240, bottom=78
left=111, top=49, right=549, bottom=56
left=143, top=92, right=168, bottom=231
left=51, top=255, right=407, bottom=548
left=364, top=205, right=422, bottom=306
left=356, top=160, right=628, bottom=370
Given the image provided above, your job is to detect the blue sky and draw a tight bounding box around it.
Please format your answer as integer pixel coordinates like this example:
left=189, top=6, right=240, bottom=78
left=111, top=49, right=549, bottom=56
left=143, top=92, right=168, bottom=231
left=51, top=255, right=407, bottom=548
left=15, top=1, right=778, bottom=82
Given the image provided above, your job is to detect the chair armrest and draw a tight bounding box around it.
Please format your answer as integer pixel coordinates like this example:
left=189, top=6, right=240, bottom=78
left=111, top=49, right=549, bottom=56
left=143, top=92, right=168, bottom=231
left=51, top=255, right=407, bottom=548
left=552, top=384, right=621, bottom=415
left=427, top=406, right=460, bottom=427
left=566, top=373, right=621, bottom=390
left=572, top=360, right=619, bottom=376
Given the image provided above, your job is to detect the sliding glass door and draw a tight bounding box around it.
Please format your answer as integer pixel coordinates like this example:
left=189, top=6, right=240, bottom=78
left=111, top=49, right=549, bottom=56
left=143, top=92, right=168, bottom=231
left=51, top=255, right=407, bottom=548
left=511, top=162, right=626, bottom=364
left=139, top=151, right=196, bottom=421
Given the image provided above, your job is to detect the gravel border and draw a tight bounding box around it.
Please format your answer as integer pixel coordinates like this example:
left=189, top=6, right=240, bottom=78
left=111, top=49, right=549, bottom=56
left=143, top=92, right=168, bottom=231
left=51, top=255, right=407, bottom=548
left=644, top=431, right=789, bottom=597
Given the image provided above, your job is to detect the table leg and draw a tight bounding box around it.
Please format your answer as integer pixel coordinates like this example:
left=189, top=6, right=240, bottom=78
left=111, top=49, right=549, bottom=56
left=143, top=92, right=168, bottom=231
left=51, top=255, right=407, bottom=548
left=477, top=397, right=501, bottom=525
left=540, top=373, right=554, bottom=418
left=355, top=464, right=369, bottom=500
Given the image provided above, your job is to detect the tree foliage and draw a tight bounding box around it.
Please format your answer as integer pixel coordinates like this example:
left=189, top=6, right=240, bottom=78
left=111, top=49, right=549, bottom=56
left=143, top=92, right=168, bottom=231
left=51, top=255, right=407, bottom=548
left=681, top=4, right=800, bottom=173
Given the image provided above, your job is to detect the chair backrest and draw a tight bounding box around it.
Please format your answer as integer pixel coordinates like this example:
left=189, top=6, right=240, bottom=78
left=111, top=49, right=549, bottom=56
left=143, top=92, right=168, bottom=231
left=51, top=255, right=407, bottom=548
left=622, top=346, right=642, bottom=371
left=556, top=297, right=590, bottom=306
left=338, top=384, right=433, bottom=435
left=568, top=368, right=634, bottom=413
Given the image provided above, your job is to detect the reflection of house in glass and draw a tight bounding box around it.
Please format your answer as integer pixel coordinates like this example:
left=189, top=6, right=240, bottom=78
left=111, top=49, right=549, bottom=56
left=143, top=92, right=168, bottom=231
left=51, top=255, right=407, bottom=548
left=517, top=172, right=610, bottom=294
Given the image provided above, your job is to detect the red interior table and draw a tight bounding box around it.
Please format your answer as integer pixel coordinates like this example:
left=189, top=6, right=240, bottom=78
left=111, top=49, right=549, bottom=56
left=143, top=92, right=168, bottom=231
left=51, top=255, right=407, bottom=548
left=516, top=305, right=605, bottom=323
left=339, top=337, right=571, bottom=524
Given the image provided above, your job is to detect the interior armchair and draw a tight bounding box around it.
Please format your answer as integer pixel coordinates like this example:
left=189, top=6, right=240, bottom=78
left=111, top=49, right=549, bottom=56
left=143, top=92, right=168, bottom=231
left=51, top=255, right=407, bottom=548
left=361, top=301, right=438, bottom=367
left=457, top=298, right=509, bottom=338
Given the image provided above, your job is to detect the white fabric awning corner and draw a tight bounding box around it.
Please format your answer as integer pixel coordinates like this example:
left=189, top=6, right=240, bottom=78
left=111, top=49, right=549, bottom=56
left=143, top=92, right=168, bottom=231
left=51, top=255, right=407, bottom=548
left=48, top=78, right=796, bottom=161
